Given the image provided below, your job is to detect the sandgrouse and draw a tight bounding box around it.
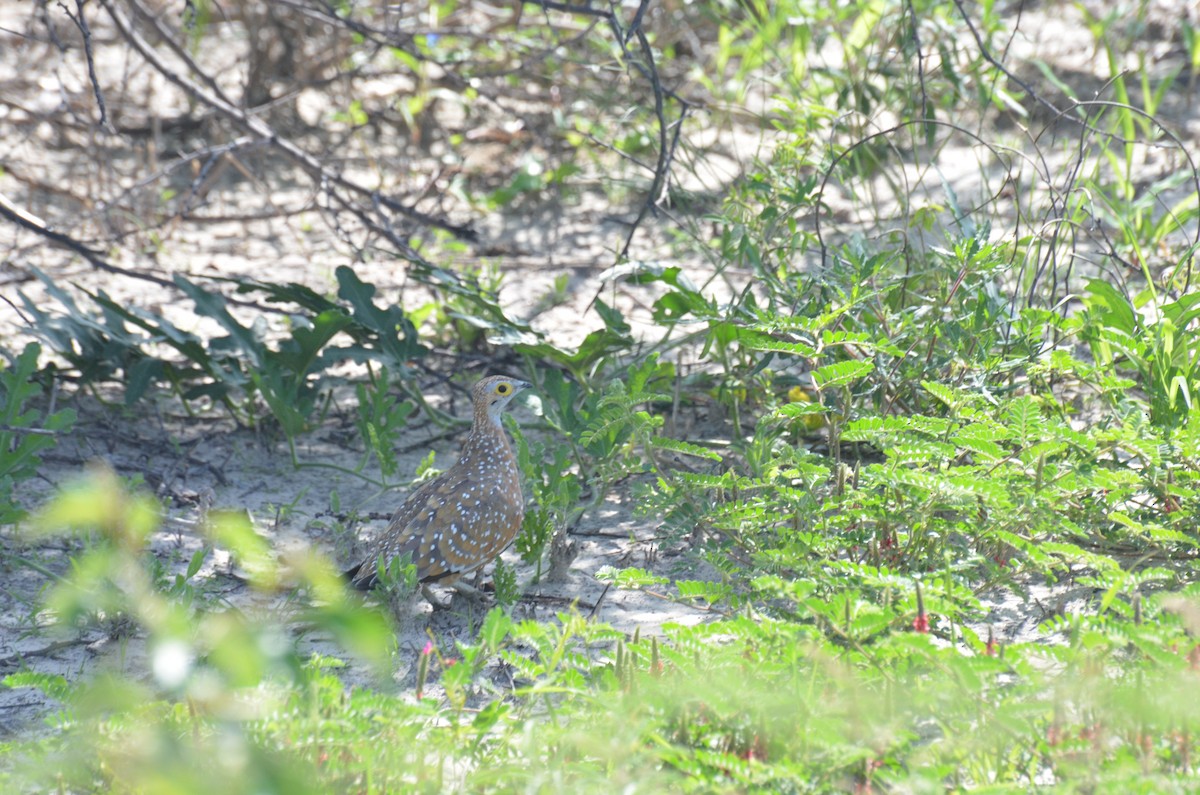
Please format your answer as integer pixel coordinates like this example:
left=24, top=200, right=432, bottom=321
left=345, top=375, right=531, bottom=607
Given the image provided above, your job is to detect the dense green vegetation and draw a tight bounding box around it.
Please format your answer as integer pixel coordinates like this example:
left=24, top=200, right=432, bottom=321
left=2, top=0, right=1199, bottom=791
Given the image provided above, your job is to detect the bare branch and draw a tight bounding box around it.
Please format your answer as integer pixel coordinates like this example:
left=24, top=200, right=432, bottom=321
left=99, top=0, right=477, bottom=243
left=0, top=190, right=176, bottom=290
left=58, top=0, right=115, bottom=133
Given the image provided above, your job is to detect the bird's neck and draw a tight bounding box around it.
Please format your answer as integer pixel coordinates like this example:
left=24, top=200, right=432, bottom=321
left=459, top=414, right=514, bottom=463
left=473, top=404, right=502, bottom=430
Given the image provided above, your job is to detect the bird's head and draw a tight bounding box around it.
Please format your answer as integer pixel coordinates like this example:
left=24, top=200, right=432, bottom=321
left=473, top=375, right=532, bottom=425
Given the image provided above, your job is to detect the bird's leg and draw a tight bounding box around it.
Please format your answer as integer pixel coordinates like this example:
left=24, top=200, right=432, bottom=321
left=421, top=581, right=488, bottom=609
left=452, top=579, right=488, bottom=603
left=421, top=583, right=454, bottom=610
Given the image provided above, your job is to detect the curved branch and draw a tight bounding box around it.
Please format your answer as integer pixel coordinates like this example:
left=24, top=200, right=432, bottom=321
left=99, top=0, right=476, bottom=243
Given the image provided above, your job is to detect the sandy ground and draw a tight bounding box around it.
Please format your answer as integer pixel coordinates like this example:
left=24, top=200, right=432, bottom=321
left=2, top=0, right=1198, bottom=740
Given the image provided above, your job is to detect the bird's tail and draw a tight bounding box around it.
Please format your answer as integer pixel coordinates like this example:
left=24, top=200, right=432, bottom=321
left=342, top=562, right=377, bottom=590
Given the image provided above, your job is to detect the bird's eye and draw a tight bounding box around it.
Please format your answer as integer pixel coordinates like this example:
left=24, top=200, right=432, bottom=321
left=496, top=382, right=511, bottom=395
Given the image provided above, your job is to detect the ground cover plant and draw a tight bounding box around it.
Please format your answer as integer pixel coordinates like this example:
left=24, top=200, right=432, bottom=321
left=1, top=0, right=1199, bottom=792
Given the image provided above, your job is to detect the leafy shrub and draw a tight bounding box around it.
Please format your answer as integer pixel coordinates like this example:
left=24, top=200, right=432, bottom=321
left=0, top=343, right=76, bottom=525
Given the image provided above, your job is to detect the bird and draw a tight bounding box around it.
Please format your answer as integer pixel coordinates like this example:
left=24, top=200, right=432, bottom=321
left=344, top=375, right=531, bottom=608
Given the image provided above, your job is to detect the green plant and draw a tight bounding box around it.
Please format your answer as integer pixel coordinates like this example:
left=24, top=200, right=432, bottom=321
left=491, top=558, right=520, bottom=607
left=3, top=466, right=394, bottom=793
left=1079, top=279, right=1200, bottom=427
left=410, top=261, right=508, bottom=351
left=406, top=258, right=538, bottom=352
left=517, top=299, right=635, bottom=388
left=354, top=366, right=417, bottom=480
left=22, top=267, right=427, bottom=456
left=373, top=551, right=420, bottom=615
left=483, top=156, right=581, bottom=209
left=511, top=422, right=582, bottom=582
left=0, top=343, right=76, bottom=525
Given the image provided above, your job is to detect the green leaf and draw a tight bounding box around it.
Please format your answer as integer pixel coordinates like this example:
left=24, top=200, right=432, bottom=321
left=185, top=547, right=208, bottom=579
left=676, top=580, right=733, bottom=605
left=174, top=275, right=265, bottom=367
left=595, top=566, right=668, bottom=588
left=1004, top=396, right=1043, bottom=447
left=1083, top=279, right=1136, bottom=336
left=777, top=400, right=827, bottom=418
left=923, top=380, right=960, bottom=410
left=842, top=416, right=917, bottom=440
left=3, top=672, right=74, bottom=702
left=479, top=607, right=513, bottom=652
left=739, top=330, right=817, bottom=357
left=649, top=436, right=723, bottom=461
left=206, top=510, right=277, bottom=589
left=811, top=359, right=874, bottom=389
left=0, top=345, right=76, bottom=517
left=951, top=426, right=1006, bottom=462
left=335, top=266, right=425, bottom=368
left=303, top=600, right=395, bottom=676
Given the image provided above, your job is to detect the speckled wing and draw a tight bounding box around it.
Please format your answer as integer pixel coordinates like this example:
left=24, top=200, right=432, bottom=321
left=346, top=473, right=455, bottom=587
left=351, top=470, right=524, bottom=587
left=440, top=476, right=523, bottom=579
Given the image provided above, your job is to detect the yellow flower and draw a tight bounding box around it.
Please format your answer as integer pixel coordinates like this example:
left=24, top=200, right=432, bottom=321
left=787, top=386, right=811, bottom=403
left=786, top=386, right=826, bottom=430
